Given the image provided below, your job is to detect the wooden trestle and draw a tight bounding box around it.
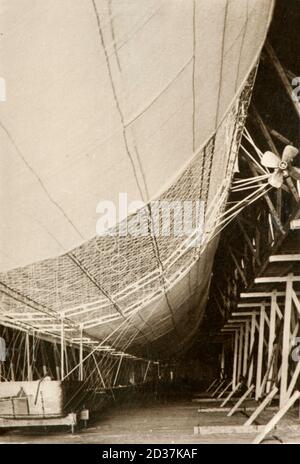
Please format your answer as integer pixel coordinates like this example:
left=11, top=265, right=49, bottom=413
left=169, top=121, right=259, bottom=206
left=196, top=247, right=300, bottom=443
left=196, top=33, right=300, bottom=443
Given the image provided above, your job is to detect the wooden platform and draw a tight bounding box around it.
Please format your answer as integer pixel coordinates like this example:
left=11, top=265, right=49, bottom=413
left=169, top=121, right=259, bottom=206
left=194, top=424, right=300, bottom=435
left=0, top=413, right=76, bottom=432
left=0, top=380, right=64, bottom=417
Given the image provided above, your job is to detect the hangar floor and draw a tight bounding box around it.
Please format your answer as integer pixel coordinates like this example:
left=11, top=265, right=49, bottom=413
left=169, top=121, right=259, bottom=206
left=1, top=396, right=300, bottom=444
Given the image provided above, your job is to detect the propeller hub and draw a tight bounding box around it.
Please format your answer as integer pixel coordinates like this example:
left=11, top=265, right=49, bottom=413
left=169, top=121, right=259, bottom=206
left=279, top=160, right=288, bottom=170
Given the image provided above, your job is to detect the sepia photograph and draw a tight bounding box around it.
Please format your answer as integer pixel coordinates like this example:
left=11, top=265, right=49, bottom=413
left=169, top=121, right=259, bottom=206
left=0, top=0, right=299, bottom=451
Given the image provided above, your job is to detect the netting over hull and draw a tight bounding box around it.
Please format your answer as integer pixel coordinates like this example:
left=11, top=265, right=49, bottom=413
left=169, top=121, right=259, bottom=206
left=0, top=0, right=274, bottom=271
left=0, top=68, right=257, bottom=358
left=0, top=0, right=274, bottom=359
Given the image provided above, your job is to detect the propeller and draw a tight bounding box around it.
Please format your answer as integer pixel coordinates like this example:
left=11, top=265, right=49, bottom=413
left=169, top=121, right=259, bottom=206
left=261, top=145, right=300, bottom=188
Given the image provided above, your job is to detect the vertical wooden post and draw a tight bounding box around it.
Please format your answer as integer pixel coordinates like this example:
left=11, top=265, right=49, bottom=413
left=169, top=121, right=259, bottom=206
left=220, top=344, right=225, bottom=378
left=70, top=346, right=78, bottom=381
left=26, top=332, right=32, bottom=381
left=237, top=325, right=244, bottom=383
left=54, top=343, right=60, bottom=380
left=243, top=321, right=250, bottom=377
left=267, top=291, right=277, bottom=393
left=10, top=362, right=15, bottom=381
left=143, top=361, right=151, bottom=383
left=248, top=313, right=256, bottom=387
left=232, top=330, right=239, bottom=389
left=64, top=344, right=69, bottom=378
left=40, top=341, right=47, bottom=377
left=10, top=335, right=15, bottom=382
left=280, top=275, right=293, bottom=407
left=60, top=318, right=65, bottom=380
left=256, top=305, right=265, bottom=400
left=79, top=326, right=83, bottom=381
left=130, top=363, right=136, bottom=385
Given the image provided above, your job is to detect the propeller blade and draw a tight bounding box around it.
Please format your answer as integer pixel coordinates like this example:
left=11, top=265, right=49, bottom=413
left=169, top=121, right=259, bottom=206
left=261, top=151, right=280, bottom=168
left=282, top=145, right=299, bottom=163
left=290, top=166, right=300, bottom=180
left=268, top=170, right=284, bottom=188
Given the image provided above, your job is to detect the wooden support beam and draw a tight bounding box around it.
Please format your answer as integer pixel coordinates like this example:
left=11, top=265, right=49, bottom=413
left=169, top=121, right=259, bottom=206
left=237, top=325, right=244, bottom=384
left=143, top=361, right=151, bottom=383
left=60, top=318, right=64, bottom=381
left=290, top=219, right=300, bottom=230
left=25, top=332, right=32, bottom=382
left=194, top=425, right=264, bottom=435
left=285, top=321, right=300, bottom=400
left=206, top=378, right=218, bottom=393
left=79, top=327, right=83, bottom=382
left=192, top=398, right=228, bottom=403
left=267, top=292, right=277, bottom=393
left=268, top=127, right=293, bottom=146
left=217, top=381, right=233, bottom=399
left=213, top=294, right=225, bottom=318
left=0, top=413, right=77, bottom=431
left=274, top=300, right=283, bottom=319
left=198, top=406, right=278, bottom=414
left=229, top=248, right=248, bottom=287
left=54, top=344, right=60, bottom=380
left=255, top=276, right=300, bottom=284
left=270, top=254, right=300, bottom=262
left=265, top=42, right=300, bottom=119
left=92, top=353, right=106, bottom=389
left=194, top=422, right=300, bottom=436
left=256, top=305, right=265, bottom=400
left=211, top=379, right=227, bottom=397
left=292, top=290, right=300, bottom=317
left=276, top=322, right=298, bottom=386
left=243, top=321, right=250, bottom=377
left=113, top=355, right=124, bottom=386
left=220, top=382, right=241, bottom=408
left=252, top=106, right=278, bottom=155
left=244, top=386, right=278, bottom=426
left=232, top=331, right=239, bottom=389
left=286, top=357, right=300, bottom=400
left=220, top=344, right=225, bottom=377
left=236, top=302, right=281, bottom=316
left=252, top=390, right=300, bottom=444
left=232, top=311, right=259, bottom=316
left=227, top=384, right=255, bottom=417
left=10, top=362, right=15, bottom=382
left=239, top=302, right=270, bottom=308
left=241, top=292, right=295, bottom=298
left=280, top=276, right=293, bottom=407
left=248, top=313, right=256, bottom=388
left=238, top=219, right=261, bottom=265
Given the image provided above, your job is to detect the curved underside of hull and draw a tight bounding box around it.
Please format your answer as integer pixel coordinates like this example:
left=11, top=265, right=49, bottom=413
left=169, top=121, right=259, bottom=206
left=0, top=0, right=274, bottom=358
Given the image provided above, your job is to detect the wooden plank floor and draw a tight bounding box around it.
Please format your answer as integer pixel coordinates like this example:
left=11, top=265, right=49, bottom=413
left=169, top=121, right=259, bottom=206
left=0, top=399, right=299, bottom=444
